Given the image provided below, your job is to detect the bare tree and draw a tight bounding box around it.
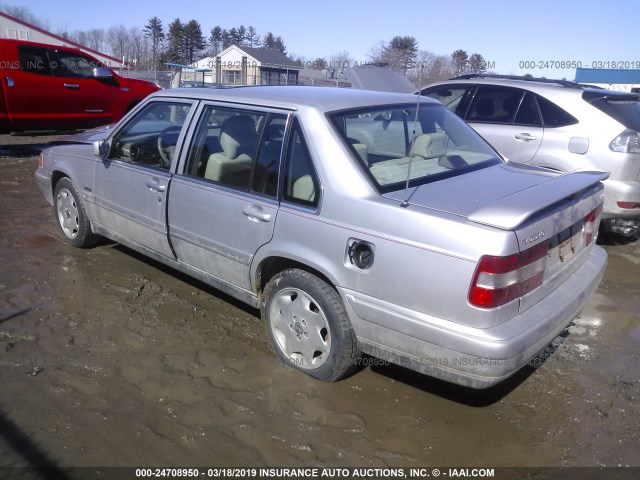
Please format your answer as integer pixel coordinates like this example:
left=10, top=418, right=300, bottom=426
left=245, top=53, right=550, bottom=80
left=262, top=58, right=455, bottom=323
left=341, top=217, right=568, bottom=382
left=107, top=25, right=131, bottom=64
left=367, top=40, right=386, bottom=64
left=0, top=5, right=50, bottom=29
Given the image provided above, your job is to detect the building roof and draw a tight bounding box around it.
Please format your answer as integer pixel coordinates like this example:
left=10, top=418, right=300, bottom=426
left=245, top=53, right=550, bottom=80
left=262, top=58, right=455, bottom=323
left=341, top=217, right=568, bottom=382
left=232, top=45, right=302, bottom=70
left=575, top=68, right=640, bottom=84
left=0, top=11, right=128, bottom=67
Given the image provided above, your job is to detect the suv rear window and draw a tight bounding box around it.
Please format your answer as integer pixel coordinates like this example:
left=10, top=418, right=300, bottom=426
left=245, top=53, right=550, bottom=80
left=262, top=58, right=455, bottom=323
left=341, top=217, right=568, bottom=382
left=584, top=91, right=640, bottom=130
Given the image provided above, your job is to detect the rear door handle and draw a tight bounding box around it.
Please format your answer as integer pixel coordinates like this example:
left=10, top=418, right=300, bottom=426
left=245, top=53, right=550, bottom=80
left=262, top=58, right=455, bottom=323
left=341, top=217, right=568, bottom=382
left=145, top=178, right=166, bottom=192
left=515, top=133, right=536, bottom=141
left=242, top=205, right=272, bottom=222
left=64, top=83, right=80, bottom=89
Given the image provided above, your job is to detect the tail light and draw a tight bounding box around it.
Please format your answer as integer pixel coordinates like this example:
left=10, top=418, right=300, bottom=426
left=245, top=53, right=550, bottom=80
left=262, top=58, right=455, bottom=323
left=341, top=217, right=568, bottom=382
left=610, top=129, right=640, bottom=154
left=469, top=242, right=548, bottom=309
left=617, top=201, right=640, bottom=209
left=584, top=204, right=603, bottom=246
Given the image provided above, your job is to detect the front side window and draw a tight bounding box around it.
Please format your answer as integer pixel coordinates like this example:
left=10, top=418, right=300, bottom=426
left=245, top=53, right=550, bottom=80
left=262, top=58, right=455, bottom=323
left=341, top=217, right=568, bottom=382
left=185, top=105, right=286, bottom=196
left=110, top=101, right=193, bottom=169
left=466, top=86, right=524, bottom=124
left=53, top=50, right=98, bottom=78
left=420, top=86, right=469, bottom=115
left=330, top=103, right=500, bottom=192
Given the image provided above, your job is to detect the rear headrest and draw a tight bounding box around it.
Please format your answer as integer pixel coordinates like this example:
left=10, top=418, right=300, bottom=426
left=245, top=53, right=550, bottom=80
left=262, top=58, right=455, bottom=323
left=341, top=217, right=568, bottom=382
left=413, top=133, right=448, bottom=157
left=220, top=115, right=258, bottom=159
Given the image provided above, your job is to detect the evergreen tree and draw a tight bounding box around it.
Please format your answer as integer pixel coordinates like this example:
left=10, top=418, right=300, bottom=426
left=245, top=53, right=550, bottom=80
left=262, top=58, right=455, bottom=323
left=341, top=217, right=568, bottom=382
left=451, top=49, right=469, bottom=76
left=381, top=36, right=418, bottom=75
left=166, top=18, right=184, bottom=63
left=143, top=16, right=164, bottom=70
left=209, top=26, right=223, bottom=56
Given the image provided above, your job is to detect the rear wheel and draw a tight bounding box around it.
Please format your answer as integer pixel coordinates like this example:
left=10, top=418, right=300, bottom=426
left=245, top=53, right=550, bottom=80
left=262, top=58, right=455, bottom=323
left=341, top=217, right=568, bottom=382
left=262, top=268, right=360, bottom=381
left=54, top=177, right=99, bottom=248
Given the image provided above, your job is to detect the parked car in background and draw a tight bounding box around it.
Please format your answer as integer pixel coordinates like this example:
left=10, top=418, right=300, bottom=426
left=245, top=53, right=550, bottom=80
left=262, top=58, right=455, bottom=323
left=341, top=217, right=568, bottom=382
left=418, top=75, right=640, bottom=237
left=36, top=86, right=607, bottom=389
left=0, top=39, right=159, bottom=133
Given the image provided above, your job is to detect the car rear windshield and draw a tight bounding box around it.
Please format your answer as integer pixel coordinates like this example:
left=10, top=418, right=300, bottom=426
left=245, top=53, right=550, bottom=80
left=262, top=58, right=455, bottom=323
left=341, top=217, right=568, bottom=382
left=328, top=103, right=501, bottom=192
left=583, top=90, right=640, bottom=130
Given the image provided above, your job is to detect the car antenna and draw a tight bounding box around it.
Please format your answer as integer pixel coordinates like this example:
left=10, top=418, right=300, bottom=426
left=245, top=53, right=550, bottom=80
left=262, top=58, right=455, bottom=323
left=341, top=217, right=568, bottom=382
left=401, top=63, right=423, bottom=208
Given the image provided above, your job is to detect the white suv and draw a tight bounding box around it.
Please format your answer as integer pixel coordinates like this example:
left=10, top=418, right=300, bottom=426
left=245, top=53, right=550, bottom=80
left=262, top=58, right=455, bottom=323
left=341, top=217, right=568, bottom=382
left=419, top=75, right=640, bottom=237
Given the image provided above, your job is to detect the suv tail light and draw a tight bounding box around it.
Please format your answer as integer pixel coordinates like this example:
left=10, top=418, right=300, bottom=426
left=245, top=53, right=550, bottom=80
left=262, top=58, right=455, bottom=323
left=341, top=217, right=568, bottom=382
left=610, top=129, right=640, bottom=153
left=469, top=242, right=548, bottom=309
left=584, top=204, right=603, bottom=245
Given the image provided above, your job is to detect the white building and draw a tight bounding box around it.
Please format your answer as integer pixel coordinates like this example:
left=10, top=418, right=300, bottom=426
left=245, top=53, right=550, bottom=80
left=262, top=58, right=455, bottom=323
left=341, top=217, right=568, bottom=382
left=184, top=45, right=301, bottom=86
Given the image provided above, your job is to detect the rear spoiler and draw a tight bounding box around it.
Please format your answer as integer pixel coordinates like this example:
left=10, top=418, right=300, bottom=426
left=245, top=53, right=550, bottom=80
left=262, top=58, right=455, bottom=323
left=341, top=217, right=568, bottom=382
left=467, top=171, right=609, bottom=230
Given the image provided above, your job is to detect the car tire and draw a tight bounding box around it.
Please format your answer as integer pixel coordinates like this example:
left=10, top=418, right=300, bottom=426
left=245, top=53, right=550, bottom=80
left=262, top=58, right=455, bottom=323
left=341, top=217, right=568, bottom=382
left=54, top=177, right=99, bottom=248
left=262, top=268, right=360, bottom=381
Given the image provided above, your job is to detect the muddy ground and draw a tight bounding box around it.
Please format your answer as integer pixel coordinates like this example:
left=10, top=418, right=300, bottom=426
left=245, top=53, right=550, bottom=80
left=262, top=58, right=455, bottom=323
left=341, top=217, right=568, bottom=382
left=0, top=133, right=639, bottom=470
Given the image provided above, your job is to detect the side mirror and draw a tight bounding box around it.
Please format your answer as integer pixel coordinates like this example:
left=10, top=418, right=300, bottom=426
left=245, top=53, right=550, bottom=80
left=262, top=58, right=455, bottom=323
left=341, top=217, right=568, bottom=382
left=94, top=139, right=110, bottom=159
left=93, top=67, right=113, bottom=79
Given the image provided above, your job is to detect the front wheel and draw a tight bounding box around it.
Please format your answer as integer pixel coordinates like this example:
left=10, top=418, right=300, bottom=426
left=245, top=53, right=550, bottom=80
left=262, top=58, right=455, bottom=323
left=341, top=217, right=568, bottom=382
left=54, top=177, right=99, bottom=248
left=262, top=269, right=360, bottom=381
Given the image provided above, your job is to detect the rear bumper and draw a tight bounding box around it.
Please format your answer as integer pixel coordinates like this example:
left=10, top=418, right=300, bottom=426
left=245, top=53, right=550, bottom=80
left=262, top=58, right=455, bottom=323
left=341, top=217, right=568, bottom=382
left=340, top=245, right=607, bottom=389
left=602, top=178, right=640, bottom=218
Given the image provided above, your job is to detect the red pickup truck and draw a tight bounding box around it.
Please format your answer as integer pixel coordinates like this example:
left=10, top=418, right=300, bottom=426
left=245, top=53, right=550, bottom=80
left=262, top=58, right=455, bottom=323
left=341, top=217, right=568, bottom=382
left=0, top=39, right=160, bottom=133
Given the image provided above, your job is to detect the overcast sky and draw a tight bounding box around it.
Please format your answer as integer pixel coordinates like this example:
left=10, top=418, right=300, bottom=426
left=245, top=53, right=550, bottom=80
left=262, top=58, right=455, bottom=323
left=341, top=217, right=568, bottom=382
left=4, top=0, right=639, bottom=79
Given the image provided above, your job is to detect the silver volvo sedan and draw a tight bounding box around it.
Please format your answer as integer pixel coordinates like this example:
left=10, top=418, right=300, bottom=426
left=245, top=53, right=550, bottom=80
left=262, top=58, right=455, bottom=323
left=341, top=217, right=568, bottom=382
left=35, top=86, right=608, bottom=388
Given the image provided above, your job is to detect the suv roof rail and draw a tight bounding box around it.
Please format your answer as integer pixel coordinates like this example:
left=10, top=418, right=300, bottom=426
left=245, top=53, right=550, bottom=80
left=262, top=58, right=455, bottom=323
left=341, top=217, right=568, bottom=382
left=449, top=74, right=584, bottom=89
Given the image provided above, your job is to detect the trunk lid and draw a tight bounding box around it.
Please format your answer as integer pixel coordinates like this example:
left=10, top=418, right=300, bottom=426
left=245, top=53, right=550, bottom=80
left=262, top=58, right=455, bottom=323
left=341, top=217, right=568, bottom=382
left=384, top=161, right=607, bottom=313
left=383, top=162, right=607, bottom=249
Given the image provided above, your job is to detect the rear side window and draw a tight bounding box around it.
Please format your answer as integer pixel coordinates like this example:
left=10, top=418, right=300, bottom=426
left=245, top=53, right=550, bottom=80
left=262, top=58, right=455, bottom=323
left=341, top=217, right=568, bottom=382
left=535, top=95, right=578, bottom=127
left=18, top=46, right=52, bottom=75
left=282, top=118, right=320, bottom=208
left=514, top=93, right=542, bottom=126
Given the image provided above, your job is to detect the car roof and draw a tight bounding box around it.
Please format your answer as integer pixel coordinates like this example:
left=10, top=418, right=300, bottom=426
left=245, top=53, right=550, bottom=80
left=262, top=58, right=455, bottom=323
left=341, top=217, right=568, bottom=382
left=421, top=77, right=640, bottom=102
left=152, top=85, right=437, bottom=112
left=422, top=77, right=585, bottom=95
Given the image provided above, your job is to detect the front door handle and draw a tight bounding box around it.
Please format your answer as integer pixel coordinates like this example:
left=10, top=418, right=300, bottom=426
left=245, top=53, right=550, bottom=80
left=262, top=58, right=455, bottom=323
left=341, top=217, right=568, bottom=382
left=242, top=205, right=272, bottom=222
left=64, top=83, right=80, bottom=89
left=145, top=178, right=166, bottom=192
left=515, top=133, right=536, bottom=141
